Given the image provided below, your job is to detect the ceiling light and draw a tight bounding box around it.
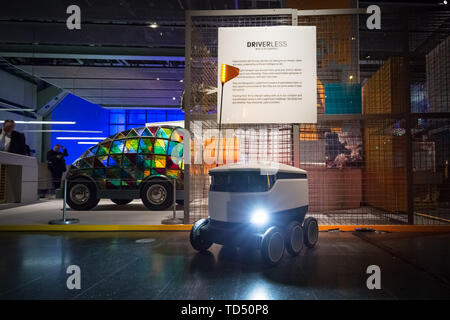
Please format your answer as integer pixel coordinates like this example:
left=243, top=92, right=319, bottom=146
left=78, top=141, right=99, bottom=145
left=149, top=23, right=158, bottom=28
left=349, top=75, right=354, bottom=80
left=156, top=77, right=160, bottom=81
left=56, top=137, right=106, bottom=140
left=0, top=120, right=76, bottom=124
left=0, top=108, right=35, bottom=112
left=22, top=130, right=103, bottom=133
left=172, top=97, right=176, bottom=100
left=180, top=79, right=183, bottom=82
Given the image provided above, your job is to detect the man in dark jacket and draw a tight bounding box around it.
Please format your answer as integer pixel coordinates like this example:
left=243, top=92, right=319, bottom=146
left=47, top=144, right=68, bottom=190
left=0, top=120, right=27, bottom=155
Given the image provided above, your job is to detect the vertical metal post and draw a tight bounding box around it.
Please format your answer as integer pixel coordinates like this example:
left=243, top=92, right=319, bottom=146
left=293, top=124, right=300, bottom=167
left=161, top=178, right=183, bottom=224
left=292, top=9, right=300, bottom=168
left=216, top=83, right=225, bottom=167
left=172, top=178, right=177, bottom=219
left=62, top=178, right=67, bottom=221
left=184, top=10, right=192, bottom=224
left=48, top=178, right=79, bottom=225
left=402, top=11, right=414, bottom=225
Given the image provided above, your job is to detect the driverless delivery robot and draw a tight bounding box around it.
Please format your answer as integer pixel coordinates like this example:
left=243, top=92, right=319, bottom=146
left=190, top=162, right=318, bottom=265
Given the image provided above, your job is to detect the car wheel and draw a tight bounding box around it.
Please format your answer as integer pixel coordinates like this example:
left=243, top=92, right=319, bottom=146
left=140, top=180, right=173, bottom=210
left=66, top=180, right=99, bottom=210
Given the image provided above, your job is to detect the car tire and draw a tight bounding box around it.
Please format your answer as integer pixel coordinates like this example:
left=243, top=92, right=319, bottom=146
left=303, top=217, right=319, bottom=248
left=66, top=179, right=99, bottom=210
left=140, top=179, right=173, bottom=211
left=285, top=221, right=304, bottom=256
left=110, top=199, right=133, bottom=205
left=190, top=219, right=212, bottom=252
left=261, top=226, right=285, bottom=266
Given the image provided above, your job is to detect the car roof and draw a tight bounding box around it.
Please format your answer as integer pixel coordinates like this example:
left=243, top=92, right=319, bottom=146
left=209, top=162, right=307, bottom=174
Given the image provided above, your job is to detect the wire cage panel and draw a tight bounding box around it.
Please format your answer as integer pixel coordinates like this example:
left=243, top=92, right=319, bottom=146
left=185, top=8, right=450, bottom=225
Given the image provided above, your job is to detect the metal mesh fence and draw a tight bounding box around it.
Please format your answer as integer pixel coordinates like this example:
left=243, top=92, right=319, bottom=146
left=185, top=11, right=295, bottom=223
left=185, top=8, right=450, bottom=225
left=298, top=14, right=360, bottom=114
left=411, top=118, right=450, bottom=224
left=188, top=120, right=294, bottom=222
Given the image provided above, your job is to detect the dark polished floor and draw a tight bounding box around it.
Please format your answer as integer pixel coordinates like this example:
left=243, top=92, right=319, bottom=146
left=0, top=231, right=449, bottom=300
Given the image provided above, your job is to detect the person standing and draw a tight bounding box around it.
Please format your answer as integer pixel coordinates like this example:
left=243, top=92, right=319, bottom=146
left=47, top=144, right=68, bottom=190
left=0, top=120, right=27, bottom=155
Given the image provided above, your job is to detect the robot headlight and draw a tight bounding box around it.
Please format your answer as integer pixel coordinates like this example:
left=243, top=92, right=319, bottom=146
left=250, top=208, right=269, bottom=225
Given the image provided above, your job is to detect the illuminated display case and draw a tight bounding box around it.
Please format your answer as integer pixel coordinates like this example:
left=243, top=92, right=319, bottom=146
left=66, top=126, right=184, bottom=211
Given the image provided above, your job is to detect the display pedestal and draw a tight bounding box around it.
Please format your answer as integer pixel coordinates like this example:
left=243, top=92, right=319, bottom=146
left=0, top=151, right=38, bottom=204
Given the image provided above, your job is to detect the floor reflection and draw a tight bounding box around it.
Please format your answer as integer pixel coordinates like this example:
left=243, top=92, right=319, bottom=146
left=0, top=231, right=449, bottom=299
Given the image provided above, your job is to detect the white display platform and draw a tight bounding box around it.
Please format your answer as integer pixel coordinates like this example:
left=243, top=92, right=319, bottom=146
left=0, top=151, right=38, bottom=204
left=0, top=199, right=183, bottom=225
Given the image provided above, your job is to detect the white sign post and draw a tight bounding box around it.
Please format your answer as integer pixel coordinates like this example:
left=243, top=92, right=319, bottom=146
left=218, top=26, right=317, bottom=124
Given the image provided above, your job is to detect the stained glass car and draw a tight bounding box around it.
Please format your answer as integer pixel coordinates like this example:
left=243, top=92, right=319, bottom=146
left=65, top=125, right=184, bottom=211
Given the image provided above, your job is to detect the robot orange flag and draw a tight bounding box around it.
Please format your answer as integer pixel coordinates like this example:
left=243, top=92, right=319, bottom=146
left=220, top=64, right=239, bottom=84
left=217, top=64, right=240, bottom=167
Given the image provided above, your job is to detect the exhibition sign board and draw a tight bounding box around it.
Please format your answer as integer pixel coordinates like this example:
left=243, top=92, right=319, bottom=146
left=218, top=26, right=317, bottom=124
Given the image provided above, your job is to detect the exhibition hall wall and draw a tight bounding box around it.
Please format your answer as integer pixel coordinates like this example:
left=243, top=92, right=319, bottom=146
left=50, top=94, right=184, bottom=164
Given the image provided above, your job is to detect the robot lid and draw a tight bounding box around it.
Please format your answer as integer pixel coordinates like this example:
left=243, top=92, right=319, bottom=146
left=209, top=161, right=306, bottom=175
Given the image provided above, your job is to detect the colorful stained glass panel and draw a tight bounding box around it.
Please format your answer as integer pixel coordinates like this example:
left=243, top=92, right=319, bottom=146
left=166, top=170, right=180, bottom=179
left=168, top=141, right=183, bottom=157
left=136, top=169, right=151, bottom=180
left=138, top=138, right=153, bottom=154
left=151, top=168, right=165, bottom=175
left=170, top=128, right=183, bottom=142
left=154, top=139, right=168, bottom=154
left=110, top=139, right=125, bottom=154
left=90, top=145, right=99, bottom=155
left=123, top=153, right=137, bottom=167
left=153, top=155, right=166, bottom=168
left=127, top=129, right=138, bottom=137
left=124, top=138, right=139, bottom=153
left=96, top=141, right=111, bottom=156
left=156, top=127, right=173, bottom=139
left=137, top=154, right=152, bottom=168
left=108, top=154, right=122, bottom=167
left=148, top=126, right=158, bottom=136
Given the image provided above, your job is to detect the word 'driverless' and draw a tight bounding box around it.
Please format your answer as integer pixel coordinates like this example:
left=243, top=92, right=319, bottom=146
left=247, top=41, right=288, bottom=48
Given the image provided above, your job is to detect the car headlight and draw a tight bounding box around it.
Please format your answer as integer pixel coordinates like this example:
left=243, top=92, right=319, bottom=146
left=250, top=208, right=269, bottom=225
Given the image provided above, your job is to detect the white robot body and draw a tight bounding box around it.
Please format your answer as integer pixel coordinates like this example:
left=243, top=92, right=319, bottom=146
left=208, top=163, right=308, bottom=223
